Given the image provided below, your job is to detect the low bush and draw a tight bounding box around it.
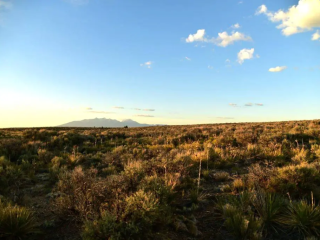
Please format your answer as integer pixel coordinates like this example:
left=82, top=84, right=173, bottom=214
left=0, top=201, right=38, bottom=239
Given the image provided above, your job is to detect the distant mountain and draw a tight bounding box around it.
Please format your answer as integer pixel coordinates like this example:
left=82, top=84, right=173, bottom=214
left=58, top=118, right=158, bottom=128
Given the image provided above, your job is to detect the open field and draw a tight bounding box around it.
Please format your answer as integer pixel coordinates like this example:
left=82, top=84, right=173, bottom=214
left=1, top=120, right=320, bottom=239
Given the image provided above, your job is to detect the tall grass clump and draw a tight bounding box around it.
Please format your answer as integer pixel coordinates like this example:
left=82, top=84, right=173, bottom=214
left=0, top=201, right=38, bottom=239
left=279, top=194, right=320, bottom=238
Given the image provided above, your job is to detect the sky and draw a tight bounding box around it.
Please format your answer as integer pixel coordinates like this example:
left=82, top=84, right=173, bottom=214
left=0, top=0, right=319, bottom=127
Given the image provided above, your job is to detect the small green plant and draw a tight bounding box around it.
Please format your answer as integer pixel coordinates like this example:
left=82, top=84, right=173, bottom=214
left=222, top=204, right=262, bottom=240
left=213, top=171, right=230, bottom=182
left=251, top=189, right=285, bottom=233
left=0, top=201, right=38, bottom=239
left=279, top=195, right=320, bottom=237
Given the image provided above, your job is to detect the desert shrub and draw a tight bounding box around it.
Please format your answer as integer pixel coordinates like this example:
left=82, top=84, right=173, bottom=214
left=124, top=190, right=160, bottom=228
left=0, top=201, right=38, bottom=239
left=213, top=171, right=230, bottom=182
left=123, top=160, right=145, bottom=191
left=221, top=203, right=262, bottom=240
left=83, top=190, right=161, bottom=240
left=0, top=139, right=24, bottom=162
left=251, top=189, right=286, bottom=233
left=279, top=196, right=320, bottom=238
left=53, top=166, right=108, bottom=220
left=270, top=163, right=320, bottom=198
left=139, top=175, right=176, bottom=205
left=51, top=156, right=68, bottom=170
left=281, top=139, right=293, bottom=161
left=232, top=178, right=246, bottom=193
left=82, top=211, right=122, bottom=240
left=311, top=144, right=320, bottom=160
left=292, top=148, right=311, bottom=164
left=247, top=164, right=274, bottom=190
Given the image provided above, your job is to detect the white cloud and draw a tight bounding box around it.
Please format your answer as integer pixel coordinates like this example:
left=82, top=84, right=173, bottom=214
left=185, top=57, right=191, bottom=61
left=90, top=111, right=114, bottom=114
left=143, top=109, right=155, bottom=111
left=255, top=103, right=264, bottom=106
left=256, top=5, right=268, bottom=15
left=134, top=115, right=154, bottom=118
left=232, top=23, right=241, bottom=29
left=269, top=66, right=287, bottom=72
left=214, top=31, right=251, bottom=47
left=256, top=0, right=320, bottom=36
left=237, top=48, right=254, bottom=64
left=140, top=61, right=153, bottom=68
left=85, top=107, right=93, bottom=110
left=245, top=103, right=253, bottom=107
left=113, top=106, right=125, bottom=109
left=229, top=103, right=238, bottom=107
left=186, top=29, right=206, bottom=43
left=185, top=29, right=252, bottom=47
left=312, top=30, right=320, bottom=40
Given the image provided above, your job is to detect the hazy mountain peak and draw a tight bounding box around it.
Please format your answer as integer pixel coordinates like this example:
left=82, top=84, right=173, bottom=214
left=58, top=118, right=158, bottom=128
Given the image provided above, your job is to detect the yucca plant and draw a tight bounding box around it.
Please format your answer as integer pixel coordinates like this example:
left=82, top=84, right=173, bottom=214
left=279, top=194, right=320, bottom=237
left=0, top=202, right=38, bottom=239
left=251, top=189, right=286, bottom=233
left=223, top=205, right=262, bottom=240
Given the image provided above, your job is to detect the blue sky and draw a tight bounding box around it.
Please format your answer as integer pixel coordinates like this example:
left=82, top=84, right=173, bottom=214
left=0, top=0, right=319, bottom=127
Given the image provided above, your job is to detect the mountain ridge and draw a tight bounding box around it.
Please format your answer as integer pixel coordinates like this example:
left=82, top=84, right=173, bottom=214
left=58, top=118, right=160, bottom=128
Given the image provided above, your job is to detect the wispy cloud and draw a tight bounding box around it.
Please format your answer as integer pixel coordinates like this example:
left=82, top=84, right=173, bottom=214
left=113, top=106, right=125, bottom=109
left=89, top=111, right=115, bottom=114
left=208, top=65, right=214, bottom=70
left=230, top=103, right=264, bottom=107
left=231, top=23, right=240, bottom=29
left=134, top=108, right=141, bottom=111
left=134, top=115, right=154, bottom=118
left=143, top=109, right=155, bottom=112
left=140, top=61, right=153, bottom=69
left=185, top=29, right=252, bottom=47
left=0, top=0, right=12, bottom=9
left=229, top=103, right=238, bottom=107
left=269, top=66, right=287, bottom=72
left=85, top=107, right=93, bottom=110
left=185, top=57, right=191, bottom=61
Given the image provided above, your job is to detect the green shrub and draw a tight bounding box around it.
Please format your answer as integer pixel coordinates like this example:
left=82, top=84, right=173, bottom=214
left=279, top=196, right=320, bottom=237
left=0, top=201, right=38, bottom=239
left=251, top=189, right=285, bottom=233
left=271, top=163, right=320, bottom=197
left=213, top=171, right=230, bottom=182
left=222, top=204, right=262, bottom=240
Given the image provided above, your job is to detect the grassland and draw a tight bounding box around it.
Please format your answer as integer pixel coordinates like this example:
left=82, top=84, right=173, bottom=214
left=1, top=120, right=320, bottom=239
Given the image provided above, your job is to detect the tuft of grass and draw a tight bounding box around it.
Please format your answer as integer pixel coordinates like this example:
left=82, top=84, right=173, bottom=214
left=251, top=189, right=286, bottom=233
left=222, top=204, right=262, bottom=240
left=213, top=171, right=230, bottom=182
left=278, top=194, right=320, bottom=237
left=0, top=201, right=38, bottom=239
